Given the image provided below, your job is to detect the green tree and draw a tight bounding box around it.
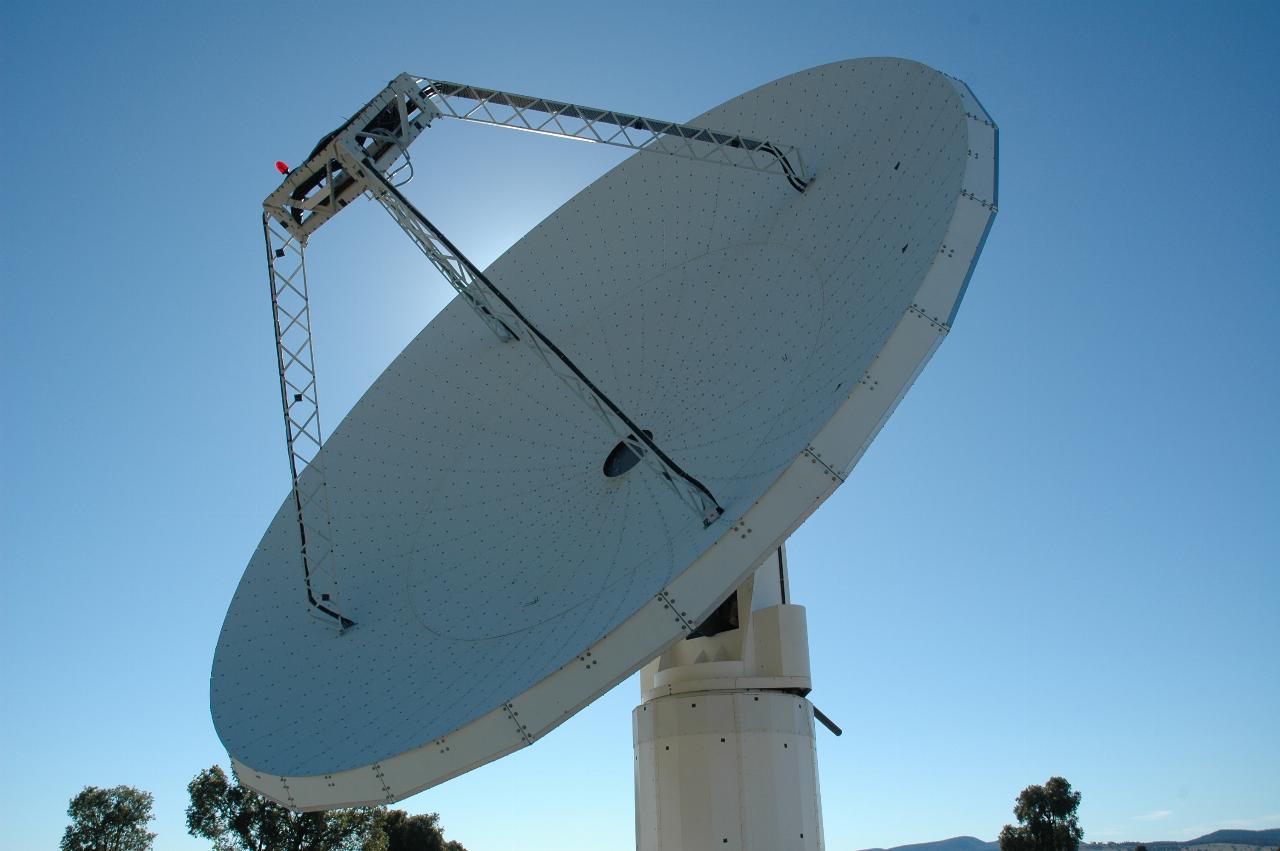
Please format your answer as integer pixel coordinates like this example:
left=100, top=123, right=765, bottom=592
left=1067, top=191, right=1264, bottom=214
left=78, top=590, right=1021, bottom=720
left=186, top=765, right=379, bottom=851
left=1135, top=845, right=1148, bottom=851
left=376, top=809, right=467, bottom=851
left=61, top=785, right=156, bottom=851
left=998, top=776, right=1084, bottom=851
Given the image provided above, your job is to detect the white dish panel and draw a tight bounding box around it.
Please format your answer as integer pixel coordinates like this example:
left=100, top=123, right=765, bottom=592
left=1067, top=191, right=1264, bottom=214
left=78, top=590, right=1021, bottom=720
left=213, top=57, right=997, bottom=808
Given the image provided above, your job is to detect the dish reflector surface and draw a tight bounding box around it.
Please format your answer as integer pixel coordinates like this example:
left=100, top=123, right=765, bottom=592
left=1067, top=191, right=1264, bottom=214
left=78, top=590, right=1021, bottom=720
left=213, top=57, right=997, bottom=807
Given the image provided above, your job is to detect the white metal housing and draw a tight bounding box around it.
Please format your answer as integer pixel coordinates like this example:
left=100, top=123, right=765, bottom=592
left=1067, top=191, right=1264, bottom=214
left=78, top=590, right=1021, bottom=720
left=634, top=553, right=824, bottom=851
left=635, top=691, right=823, bottom=851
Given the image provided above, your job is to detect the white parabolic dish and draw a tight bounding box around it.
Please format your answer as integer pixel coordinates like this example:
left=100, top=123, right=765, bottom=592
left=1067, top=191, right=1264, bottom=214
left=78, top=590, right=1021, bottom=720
left=212, top=57, right=998, bottom=809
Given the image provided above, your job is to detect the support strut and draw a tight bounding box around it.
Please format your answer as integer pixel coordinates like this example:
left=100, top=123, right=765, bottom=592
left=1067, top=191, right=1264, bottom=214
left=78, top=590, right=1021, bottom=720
left=417, top=78, right=811, bottom=193
left=261, top=72, right=812, bottom=626
left=354, top=160, right=724, bottom=526
left=263, top=217, right=353, bottom=629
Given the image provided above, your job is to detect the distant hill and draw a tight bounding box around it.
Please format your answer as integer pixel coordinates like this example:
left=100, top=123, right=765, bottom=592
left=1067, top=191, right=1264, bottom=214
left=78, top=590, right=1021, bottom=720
left=859, top=829, right=1280, bottom=851
left=858, top=838, right=996, bottom=851
left=1186, top=831, right=1280, bottom=847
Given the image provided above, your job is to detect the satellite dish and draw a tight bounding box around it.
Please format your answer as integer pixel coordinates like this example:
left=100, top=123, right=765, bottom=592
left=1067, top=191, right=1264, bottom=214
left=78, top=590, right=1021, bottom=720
left=212, top=57, right=997, bottom=823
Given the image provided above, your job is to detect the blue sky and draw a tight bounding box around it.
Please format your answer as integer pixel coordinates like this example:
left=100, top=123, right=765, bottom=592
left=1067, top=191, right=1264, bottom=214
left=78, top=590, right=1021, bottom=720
left=2, top=2, right=1277, bottom=849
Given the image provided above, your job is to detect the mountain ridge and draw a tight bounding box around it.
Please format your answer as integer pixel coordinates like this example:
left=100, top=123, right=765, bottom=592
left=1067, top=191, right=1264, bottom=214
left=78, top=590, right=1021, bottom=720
left=858, top=828, right=1280, bottom=851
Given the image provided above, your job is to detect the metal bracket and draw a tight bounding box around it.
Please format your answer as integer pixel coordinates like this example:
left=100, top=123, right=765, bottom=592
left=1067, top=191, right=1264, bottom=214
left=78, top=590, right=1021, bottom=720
left=264, top=73, right=811, bottom=243
left=264, top=74, right=441, bottom=242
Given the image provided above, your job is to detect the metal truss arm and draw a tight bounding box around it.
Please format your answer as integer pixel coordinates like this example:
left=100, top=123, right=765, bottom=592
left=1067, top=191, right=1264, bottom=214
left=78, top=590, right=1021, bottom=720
left=416, top=78, right=811, bottom=192
left=263, top=215, right=354, bottom=630
left=265, top=73, right=812, bottom=243
left=259, top=72, right=771, bottom=624
left=352, top=160, right=725, bottom=527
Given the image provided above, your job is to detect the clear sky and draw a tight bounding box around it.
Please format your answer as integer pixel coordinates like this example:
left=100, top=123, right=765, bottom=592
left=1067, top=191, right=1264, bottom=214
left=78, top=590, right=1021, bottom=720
left=2, top=2, right=1277, bottom=849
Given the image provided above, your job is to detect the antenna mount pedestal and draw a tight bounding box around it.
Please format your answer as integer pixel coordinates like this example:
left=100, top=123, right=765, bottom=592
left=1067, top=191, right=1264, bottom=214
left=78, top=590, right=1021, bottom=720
left=633, top=545, right=826, bottom=850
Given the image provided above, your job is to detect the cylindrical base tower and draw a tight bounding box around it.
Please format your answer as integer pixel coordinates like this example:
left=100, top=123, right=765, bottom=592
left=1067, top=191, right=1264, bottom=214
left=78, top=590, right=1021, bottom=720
left=633, top=546, right=825, bottom=850
left=633, top=690, right=823, bottom=850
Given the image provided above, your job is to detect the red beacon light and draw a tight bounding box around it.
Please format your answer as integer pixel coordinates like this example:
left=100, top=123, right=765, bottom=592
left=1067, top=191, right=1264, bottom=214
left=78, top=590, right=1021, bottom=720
left=275, top=161, right=290, bottom=175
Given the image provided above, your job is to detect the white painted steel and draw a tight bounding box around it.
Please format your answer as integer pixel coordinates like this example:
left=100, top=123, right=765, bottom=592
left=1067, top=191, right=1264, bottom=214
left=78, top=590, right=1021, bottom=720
left=634, top=554, right=821, bottom=849
left=641, top=565, right=811, bottom=701
left=214, top=57, right=998, bottom=809
left=634, top=691, right=823, bottom=851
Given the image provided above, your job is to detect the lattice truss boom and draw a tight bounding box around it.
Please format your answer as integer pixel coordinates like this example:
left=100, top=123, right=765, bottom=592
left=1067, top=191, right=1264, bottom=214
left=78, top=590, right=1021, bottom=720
left=261, top=73, right=811, bottom=628
left=355, top=164, right=723, bottom=525
left=263, top=219, right=351, bottom=628
left=418, top=78, right=810, bottom=192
